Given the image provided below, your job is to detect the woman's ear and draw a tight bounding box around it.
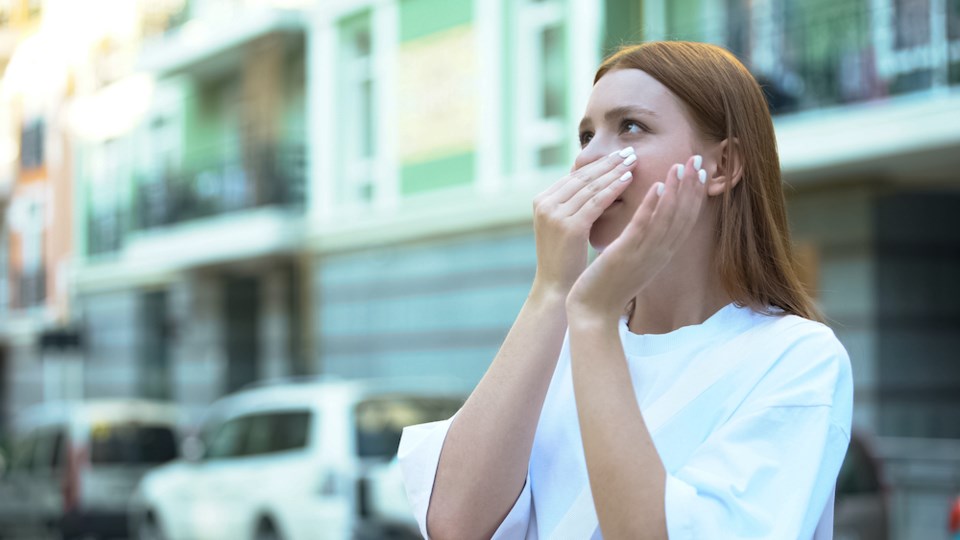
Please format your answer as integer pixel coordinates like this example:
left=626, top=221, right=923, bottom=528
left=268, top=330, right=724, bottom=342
left=704, top=138, right=744, bottom=197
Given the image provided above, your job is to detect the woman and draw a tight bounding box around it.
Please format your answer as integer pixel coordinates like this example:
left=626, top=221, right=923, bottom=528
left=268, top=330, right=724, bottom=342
left=398, top=41, right=852, bottom=539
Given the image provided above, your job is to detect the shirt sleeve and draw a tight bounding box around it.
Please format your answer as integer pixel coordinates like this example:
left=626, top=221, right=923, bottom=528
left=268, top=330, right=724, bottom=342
left=663, top=331, right=853, bottom=540
left=664, top=404, right=850, bottom=539
left=398, top=414, right=535, bottom=539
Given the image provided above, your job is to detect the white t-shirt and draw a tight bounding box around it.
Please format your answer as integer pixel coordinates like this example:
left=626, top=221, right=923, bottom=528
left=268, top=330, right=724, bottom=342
left=399, top=302, right=853, bottom=539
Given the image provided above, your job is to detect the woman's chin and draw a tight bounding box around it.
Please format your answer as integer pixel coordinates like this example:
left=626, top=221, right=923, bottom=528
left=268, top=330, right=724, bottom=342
left=589, top=221, right=624, bottom=251
left=589, top=201, right=630, bottom=249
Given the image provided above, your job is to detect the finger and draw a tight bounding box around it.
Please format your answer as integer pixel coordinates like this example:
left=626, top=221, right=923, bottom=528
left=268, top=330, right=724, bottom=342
left=560, top=160, right=635, bottom=216
left=621, top=180, right=664, bottom=241
left=542, top=147, right=635, bottom=204
left=662, top=157, right=707, bottom=242
left=650, top=163, right=682, bottom=226
left=677, top=154, right=708, bottom=213
left=674, top=154, right=703, bottom=194
left=669, top=154, right=700, bottom=188
left=568, top=169, right=635, bottom=224
left=547, top=147, right=634, bottom=202
left=537, top=174, right=576, bottom=202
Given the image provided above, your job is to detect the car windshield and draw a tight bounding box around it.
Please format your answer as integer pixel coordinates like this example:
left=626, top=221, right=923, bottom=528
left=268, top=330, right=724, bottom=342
left=355, top=396, right=462, bottom=459
left=90, top=424, right=178, bottom=465
left=205, top=410, right=312, bottom=460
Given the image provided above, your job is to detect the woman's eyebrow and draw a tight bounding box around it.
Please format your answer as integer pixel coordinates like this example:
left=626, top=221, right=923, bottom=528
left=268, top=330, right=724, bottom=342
left=579, top=105, right=658, bottom=132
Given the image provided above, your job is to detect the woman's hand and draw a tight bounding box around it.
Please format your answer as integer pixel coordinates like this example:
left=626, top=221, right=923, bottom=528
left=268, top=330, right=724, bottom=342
left=531, top=147, right=638, bottom=299
left=566, top=155, right=708, bottom=319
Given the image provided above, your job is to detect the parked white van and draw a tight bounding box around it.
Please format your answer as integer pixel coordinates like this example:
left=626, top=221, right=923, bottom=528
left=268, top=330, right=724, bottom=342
left=0, top=399, right=180, bottom=540
left=129, top=376, right=465, bottom=540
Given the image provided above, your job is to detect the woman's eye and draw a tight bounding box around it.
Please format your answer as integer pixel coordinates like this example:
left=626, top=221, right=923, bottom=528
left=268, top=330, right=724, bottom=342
left=579, top=131, right=593, bottom=147
left=621, top=120, right=646, bottom=135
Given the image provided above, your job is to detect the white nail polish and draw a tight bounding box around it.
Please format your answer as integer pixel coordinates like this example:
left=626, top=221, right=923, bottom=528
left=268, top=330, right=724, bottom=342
left=623, top=154, right=637, bottom=166
left=619, top=146, right=635, bottom=158
left=608, top=150, right=620, bottom=158
left=698, top=169, right=707, bottom=184
left=676, top=164, right=685, bottom=180
left=656, top=182, right=665, bottom=196
left=619, top=171, right=632, bottom=182
left=693, top=155, right=703, bottom=170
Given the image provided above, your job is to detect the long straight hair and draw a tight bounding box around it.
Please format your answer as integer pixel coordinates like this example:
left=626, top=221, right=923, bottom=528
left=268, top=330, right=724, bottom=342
left=596, top=41, right=821, bottom=321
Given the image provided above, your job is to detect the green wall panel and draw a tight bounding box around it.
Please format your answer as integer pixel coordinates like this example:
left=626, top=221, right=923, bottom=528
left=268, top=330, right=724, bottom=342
left=665, top=0, right=703, bottom=41
left=399, top=0, right=473, bottom=42
left=401, top=151, right=475, bottom=195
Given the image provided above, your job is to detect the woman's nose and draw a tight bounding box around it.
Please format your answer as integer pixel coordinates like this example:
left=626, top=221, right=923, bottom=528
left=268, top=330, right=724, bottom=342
left=573, top=142, right=617, bottom=172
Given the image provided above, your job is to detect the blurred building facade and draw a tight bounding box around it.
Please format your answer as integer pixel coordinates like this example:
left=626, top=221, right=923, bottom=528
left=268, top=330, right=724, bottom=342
left=69, top=0, right=310, bottom=423
left=0, top=0, right=957, bottom=538
left=0, top=0, right=83, bottom=443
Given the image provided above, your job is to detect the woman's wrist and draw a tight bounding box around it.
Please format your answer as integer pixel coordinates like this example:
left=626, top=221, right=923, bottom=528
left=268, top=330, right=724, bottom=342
left=565, top=296, right=622, bottom=328
left=529, top=278, right=571, bottom=307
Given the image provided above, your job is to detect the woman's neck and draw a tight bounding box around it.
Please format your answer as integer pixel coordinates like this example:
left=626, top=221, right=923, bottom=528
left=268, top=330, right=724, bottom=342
left=629, top=286, right=732, bottom=335
left=627, top=219, right=732, bottom=335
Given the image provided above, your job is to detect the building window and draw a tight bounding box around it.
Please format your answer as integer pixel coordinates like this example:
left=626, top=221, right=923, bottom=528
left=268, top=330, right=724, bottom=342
left=86, top=139, right=126, bottom=255
left=515, top=0, right=569, bottom=174
left=137, top=115, right=175, bottom=229
left=338, top=11, right=376, bottom=206
left=140, top=290, right=171, bottom=400
left=731, top=0, right=901, bottom=112
left=950, top=0, right=960, bottom=40
left=880, top=0, right=960, bottom=90
left=894, top=0, right=931, bottom=49
left=19, top=120, right=44, bottom=170
left=603, top=0, right=644, bottom=55
left=725, top=0, right=752, bottom=61
left=8, top=193, right=46, bottom=309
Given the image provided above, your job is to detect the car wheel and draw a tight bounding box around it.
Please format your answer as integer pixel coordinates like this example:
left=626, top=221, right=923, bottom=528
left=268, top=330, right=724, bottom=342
left=136, top=515, right=166, bottom=540
left=255, top=521, right=283, bottom=540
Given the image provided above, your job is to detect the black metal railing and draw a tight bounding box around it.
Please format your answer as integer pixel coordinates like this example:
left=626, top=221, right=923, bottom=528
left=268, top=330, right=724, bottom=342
left=86, top=208, right=126, bottom=256
left=133, top=142, right=306, bottom=230
left=85, top=141, right=305, bottom=256
left=729, top=0, right=960, bottom=114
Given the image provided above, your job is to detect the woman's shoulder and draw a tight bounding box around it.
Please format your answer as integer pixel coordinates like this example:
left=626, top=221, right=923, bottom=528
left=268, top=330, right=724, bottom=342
left=747, top=306, right=846, bottom=351
left=739, top=308, right=853, bottom=413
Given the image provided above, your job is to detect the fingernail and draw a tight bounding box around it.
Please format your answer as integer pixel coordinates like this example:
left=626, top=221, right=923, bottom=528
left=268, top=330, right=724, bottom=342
left=623, top=154, right=637, bottom=166
left=619, top=146, right=635, bottom=158
left=693, top=155, right=703, bottom=170
left=676, top=164, right=685, bottom=181
left=619, top=171, right=632, bottom=182
left=698, top=169, right=707, bottom=184
left=656, top=182, right=665, bottom=196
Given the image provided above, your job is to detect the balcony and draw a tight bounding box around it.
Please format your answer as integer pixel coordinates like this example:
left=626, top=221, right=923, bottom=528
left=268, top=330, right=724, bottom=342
left=134, top=142, right=305, bottom=230
left=87, top=208, right=124, bottom=256
left=138, top=0, right=306, bottom=77
left=734, top=0, right=960, bottom=182
left=85, top=141, right=305, bottom=258
left=731, top=0, right=960, bottom=115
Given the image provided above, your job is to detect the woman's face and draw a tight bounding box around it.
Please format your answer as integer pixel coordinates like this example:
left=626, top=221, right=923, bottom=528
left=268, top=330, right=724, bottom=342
left=576, top=68, right=705, bottom=249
